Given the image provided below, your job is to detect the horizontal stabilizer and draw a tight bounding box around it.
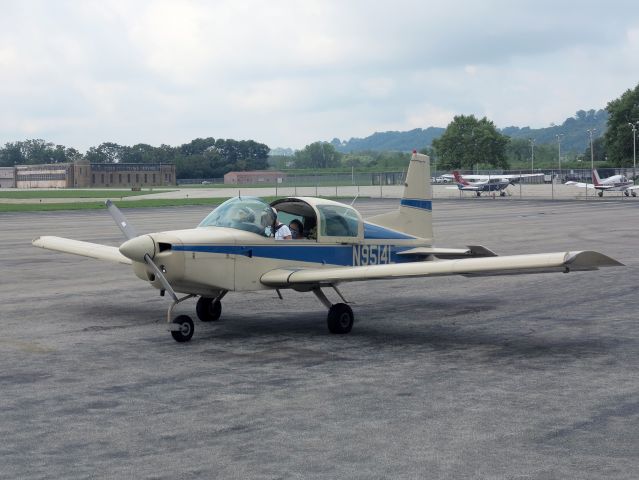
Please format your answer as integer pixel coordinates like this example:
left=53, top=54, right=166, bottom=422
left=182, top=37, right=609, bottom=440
left=260, top=251, right=622, bottom=288
left=32, top=236, right=132, bottom=265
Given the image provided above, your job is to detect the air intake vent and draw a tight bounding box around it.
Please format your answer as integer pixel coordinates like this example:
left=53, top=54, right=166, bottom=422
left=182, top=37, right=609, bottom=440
left=158, top=242, right=172, bottom=252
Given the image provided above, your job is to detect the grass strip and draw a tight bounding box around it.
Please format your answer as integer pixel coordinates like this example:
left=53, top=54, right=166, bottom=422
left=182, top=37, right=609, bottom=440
left=0, top=189, right=176, bottom=199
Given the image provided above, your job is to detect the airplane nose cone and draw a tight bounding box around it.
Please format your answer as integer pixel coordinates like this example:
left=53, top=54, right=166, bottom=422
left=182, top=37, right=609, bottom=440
left=119, top=235, right=155, bottom=263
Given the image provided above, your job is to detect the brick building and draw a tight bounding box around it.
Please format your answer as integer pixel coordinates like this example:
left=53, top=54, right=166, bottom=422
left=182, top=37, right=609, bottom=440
left=0, top=161, right=176, bottom=188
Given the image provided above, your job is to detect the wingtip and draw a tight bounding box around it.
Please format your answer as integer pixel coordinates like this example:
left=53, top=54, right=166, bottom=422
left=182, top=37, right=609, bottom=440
left=564, top=251, right=624, bottom=268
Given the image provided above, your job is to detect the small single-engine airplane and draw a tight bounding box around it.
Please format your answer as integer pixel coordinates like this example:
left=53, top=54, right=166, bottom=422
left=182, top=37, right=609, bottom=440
left=565, top=169, right=638, bottom=197
left=448, top=171, right=512, bottom=196
left=32, top=152, right=622, bottom=343
left=444, top=171, right=544, bottom=197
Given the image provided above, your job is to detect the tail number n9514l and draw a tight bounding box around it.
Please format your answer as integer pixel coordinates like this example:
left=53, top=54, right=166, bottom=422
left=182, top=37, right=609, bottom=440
left=353, top=245, right=391, bottom=266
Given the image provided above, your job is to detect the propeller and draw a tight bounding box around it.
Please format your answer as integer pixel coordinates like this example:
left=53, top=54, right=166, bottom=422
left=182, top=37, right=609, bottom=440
left=105, top=200, right=178, bottom=302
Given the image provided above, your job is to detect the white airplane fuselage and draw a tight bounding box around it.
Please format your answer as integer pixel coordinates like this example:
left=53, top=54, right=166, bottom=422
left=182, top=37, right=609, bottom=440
left=124, top=197, right=432, bottom=297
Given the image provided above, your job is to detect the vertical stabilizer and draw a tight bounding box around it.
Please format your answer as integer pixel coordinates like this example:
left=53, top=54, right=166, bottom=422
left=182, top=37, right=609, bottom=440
left=453, top=170, right=470, bottom=185
left=592, top=169, right=602, bottom=186
left=367, top=151, right=433, bottom=242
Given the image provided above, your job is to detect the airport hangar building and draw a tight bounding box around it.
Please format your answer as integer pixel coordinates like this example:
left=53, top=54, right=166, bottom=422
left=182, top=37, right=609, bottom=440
left=0, top=161, right=176, bottom=188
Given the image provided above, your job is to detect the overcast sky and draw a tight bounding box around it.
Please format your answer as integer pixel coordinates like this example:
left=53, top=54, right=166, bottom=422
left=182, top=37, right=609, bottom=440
left=1, top=0, right=638, bottom=152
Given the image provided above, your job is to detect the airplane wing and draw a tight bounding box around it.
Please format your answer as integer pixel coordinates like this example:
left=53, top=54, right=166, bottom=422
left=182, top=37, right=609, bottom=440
left=260, top=251, right=621, bottom=288
left=565, top=181, right=594, bottom=189
left=32, top=236, right=132, bottom=265
left=460, top=173, right=543, bottom=181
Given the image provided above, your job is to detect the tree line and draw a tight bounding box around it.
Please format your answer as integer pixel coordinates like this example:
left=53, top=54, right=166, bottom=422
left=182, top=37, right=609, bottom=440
left=0, top=137, right=269, bottom=179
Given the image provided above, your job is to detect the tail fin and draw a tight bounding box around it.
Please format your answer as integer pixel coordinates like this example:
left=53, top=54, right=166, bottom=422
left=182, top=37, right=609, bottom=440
left=453, top=170, right=469, bottom=185
left=367, top=151, right=432, bottom=242
left=592, top=169, right=602, bottom=186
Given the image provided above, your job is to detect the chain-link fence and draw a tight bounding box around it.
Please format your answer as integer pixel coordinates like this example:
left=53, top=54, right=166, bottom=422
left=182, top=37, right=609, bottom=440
left=177, top=167, right=639, bottom=200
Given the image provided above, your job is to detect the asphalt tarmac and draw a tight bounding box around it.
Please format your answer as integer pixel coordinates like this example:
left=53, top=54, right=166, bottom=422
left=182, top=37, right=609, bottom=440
left=1, top=198, right=638, bottom=479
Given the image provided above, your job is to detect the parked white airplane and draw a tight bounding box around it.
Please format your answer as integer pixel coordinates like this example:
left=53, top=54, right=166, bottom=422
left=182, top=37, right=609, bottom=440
left=32, top=152, right=621, bottom=343
left=448, top=170, right=512, bottom=196
left=566, top=170, right=638, bottom=197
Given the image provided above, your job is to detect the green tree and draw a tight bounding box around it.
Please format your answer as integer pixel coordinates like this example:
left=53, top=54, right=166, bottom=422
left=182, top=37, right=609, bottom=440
left=85, top=142, right=124, bottom=163
left=0, top=142, right=25, bottom=166
left=604, top=83, right=639, bottom=166
left=432, top=115, right=509, bottom=170
left=294, top=142, right=341, bottom=168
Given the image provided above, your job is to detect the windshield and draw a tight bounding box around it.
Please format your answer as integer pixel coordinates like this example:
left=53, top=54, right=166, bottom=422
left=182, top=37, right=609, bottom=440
left=198, top=197, right=273, bottom=235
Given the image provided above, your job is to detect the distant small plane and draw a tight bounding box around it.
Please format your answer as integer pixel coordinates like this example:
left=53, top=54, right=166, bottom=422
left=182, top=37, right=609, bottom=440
left=448, top=170, right=512, bottom=196
left=566, top=170, right=638, bottom=197
left=32, top=152, right=621, bottom=343
left=443, top=171, right=544, bottom=196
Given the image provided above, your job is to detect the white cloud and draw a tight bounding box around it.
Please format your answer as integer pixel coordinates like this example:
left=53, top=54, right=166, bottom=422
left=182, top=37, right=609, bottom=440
left=1, top=0, right=639, bottom=150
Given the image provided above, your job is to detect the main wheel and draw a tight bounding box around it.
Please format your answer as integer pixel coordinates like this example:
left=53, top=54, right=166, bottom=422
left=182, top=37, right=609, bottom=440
left=196, top=297, right=222, bottom=322
left=327, top=303, right=354, bottom=334
left=624, top=190, right=630, bottom=197
left=598, top=191, right=604, bottom=197
left=499, top=191, right=506, bottom=197
left=171, top=315, right=194, bottom=342
left=633, top=192, right=637, bottom=197
left=476, top=191, right=481, bottom=197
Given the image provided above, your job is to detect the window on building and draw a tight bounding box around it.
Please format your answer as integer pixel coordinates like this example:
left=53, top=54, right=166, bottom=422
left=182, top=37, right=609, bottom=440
left=136, top=174, right=139, bottom=183
left=128, top=174, right=131, bottom=183
left=92, top=174, right=95, bottom=184
left=144, top=174, right=147, bottom=183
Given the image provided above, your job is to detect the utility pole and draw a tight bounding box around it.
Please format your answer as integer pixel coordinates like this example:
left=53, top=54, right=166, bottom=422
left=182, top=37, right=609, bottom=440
left=556, top=133, right=564, bottom=181
left=529, top=138, right=536, bottom=173
left=629, top=122, right=638, bottom=181
left=587, top=128, right=596, bottom=172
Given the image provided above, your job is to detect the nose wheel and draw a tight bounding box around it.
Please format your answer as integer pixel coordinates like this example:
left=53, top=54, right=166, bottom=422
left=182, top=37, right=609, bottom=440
left=171, top=315, right=194, bottom=342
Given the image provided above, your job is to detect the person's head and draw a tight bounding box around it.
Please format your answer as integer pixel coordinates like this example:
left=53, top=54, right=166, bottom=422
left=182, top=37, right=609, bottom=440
left=233, top=206, right=255, bottom=223
left=261, top=207, right=276, bottom=227
left=289, top=219, right=303, bottom=239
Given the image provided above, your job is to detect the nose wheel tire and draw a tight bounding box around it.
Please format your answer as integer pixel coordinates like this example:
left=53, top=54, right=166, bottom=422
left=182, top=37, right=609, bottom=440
left=327, top=303, right=354, bottom=334
left=171, top=315, right=194, bottom=342
left=196, top=297, right=222, bottom=322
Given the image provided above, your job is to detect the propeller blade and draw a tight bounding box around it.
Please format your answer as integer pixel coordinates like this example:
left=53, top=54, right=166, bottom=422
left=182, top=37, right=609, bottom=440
left=105, top=200, right=137, bottom=240
left=144, top=253, right=178, bottom=302
left=107, top=200, right=179, bottom=303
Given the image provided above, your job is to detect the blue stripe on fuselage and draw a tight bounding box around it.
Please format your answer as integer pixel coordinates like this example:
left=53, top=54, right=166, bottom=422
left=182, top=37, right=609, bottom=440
left=172, top=243, right=417, bottom=266
left=364, top=222, right=416, bottom=240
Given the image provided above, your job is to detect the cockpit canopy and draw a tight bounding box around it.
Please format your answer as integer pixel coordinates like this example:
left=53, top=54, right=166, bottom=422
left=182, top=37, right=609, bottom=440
left=198, top=197, right=273, bottom=235
left=198, top=196, right=363, bottom=242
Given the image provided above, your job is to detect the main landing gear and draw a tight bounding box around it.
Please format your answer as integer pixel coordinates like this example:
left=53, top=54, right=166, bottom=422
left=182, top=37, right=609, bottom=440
left=313, top=286, right=354, bottom=334
left=167, top=291, right=227, bottom=342
left=166, top=287, right=355, bottom=342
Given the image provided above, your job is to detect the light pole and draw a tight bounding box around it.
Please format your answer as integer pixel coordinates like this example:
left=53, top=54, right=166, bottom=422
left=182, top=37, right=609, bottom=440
left=587, top=128, right=596, bottom=172
left=629, top=122, right=638, bottom=181
left=529, top=138, right=536, bottom=172
left=556, top=133, right=564, bottom=181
